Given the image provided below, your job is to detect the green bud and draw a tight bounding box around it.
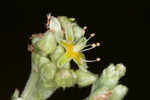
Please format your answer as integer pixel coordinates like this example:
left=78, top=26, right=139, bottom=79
left=72, top=23, right=84, bottom=41
left=36, top=31, right=56, bottom=56
left=41, top=77, right=57, bottom=89
left=40, top=62, right=57, bottom=81
left=49, top=16, right=63, bottom=41
left=64, top=62, right=71, bottom=69
left=32, top=53, right=41, bottom=66
left=32, top=35, right=41, bottom=45
left=38, top=56, right=50, bottom=68
left=109, top=84, right=128, bottom=100
left=33, top=62, right=57, bottom=99
left=58, top=16, right=74, bottom=41
left=50, top=16, right=61, bottom=33
left=76, top=70, right=98, bottom=87
left=91, top=64, right=126, bottom=92
left=89, top=87, right=112, bottom=100
left=77, top=62, right=88, bottom=72
left=50, top=45, right=65, bottom=62
left=55, top=69, right=76, bottom=88
left=31, top=35, right=42, bottom=53
left=115, top=64, right=126, bottom=78
left=74, top=37, right=87, bottom=51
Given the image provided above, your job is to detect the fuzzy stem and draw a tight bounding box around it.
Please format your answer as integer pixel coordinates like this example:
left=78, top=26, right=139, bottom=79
left=31, top=88, right=56, bottom=100
left=21, top=70, right=40, bottom=100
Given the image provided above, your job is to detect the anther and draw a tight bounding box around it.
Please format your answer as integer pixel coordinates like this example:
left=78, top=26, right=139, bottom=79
left=96, top=42, right=100, bottom=46
left=86, top=33, right=96, bottom=42
left=83, top=26, right=87, bottom=30
left=96, top=58, right=101, bottom=62
left=82, top=43, right=97, bottom=52
left=91, top=43, right=97, bottom=48
left=90, top=33, right=96, bottom=37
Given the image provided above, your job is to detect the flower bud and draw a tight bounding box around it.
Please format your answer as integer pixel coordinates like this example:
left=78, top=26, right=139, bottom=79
left=50, top=45, right=65, bottom=62
left=40, top=78, right=57, bottom=89
left=55, top=69, right=76, bottom=88
left=49, top=16, right=63, bottom=42
left=31, top=34, right=42, bottom=53
left=115, top=64, right=126, bottom=79
left=38, top=56, right=50, bottom=68
left=38, top=61, right=57, bottom=90
left=91, top=64, right=126, bottom=92
left=89, top=87, right=112, bottom=100
left=49, top=16, right=61, bottom=33
left=32, top=53, right=41, bottom=66
left=32, top=35, right=41, bottom=45
left=36, top=31, right=56, bottom=56
left=58, top=16, right=74, bottom=41
left=72, top=23, right=84, bottom=41
left=76, top=70, right=98, bottom=87
left=109, top=84, right=128, bottom=100
left=40, top=62, right=57, bottom=81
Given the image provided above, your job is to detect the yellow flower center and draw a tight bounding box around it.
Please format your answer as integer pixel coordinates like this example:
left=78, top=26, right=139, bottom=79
left=66, top=42, right=80, bottom=59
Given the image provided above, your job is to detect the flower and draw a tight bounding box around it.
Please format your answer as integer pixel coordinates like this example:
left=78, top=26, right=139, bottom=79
left=55, top=16, right=100, bottom=71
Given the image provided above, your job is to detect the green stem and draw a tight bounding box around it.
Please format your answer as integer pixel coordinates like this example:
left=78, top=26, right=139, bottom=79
left=31, top=88, right=57, bottom=100
left=21, top=70, right=40, bottom=100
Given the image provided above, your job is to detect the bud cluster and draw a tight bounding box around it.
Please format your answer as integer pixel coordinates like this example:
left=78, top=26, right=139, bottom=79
left=88, top=64, right=128, bottom=100
left=28, top=15, right=100, bottom=99
left=12, top=14, right=128, bottom=100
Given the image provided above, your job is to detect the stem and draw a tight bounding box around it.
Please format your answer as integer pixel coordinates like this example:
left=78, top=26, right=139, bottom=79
left=21, top=70, right=40, bottom=100
left=31, top=88, right=57, bottom=100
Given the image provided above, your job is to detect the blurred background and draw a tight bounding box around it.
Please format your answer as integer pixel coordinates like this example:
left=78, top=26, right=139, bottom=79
left=0, top=0, right=150, bottom=100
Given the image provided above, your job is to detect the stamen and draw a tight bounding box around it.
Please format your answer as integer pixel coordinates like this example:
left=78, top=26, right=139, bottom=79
left=86, top=33, right=96, bottom=42
left=82, top=43, right=97, bottom=52
left=81, top=58, right=101, bottom=62
left=90, top=33, right=96, bottom=37
left=83, top=43, right=92, bottom=48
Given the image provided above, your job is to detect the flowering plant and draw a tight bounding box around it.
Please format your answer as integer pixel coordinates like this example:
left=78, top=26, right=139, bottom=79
left=12, top=14, right=128, bottom=100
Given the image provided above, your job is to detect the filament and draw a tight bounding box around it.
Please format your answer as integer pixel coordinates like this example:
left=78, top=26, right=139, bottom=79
left=86, top=33, right=96, bottom=42
left=82, top=42, right=100, bottom=52
left=81, top=58, right=101, bottom=62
